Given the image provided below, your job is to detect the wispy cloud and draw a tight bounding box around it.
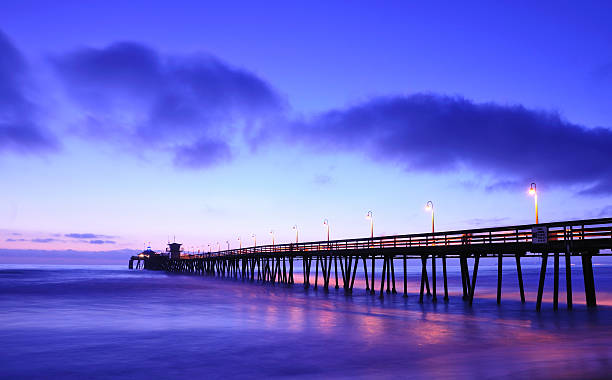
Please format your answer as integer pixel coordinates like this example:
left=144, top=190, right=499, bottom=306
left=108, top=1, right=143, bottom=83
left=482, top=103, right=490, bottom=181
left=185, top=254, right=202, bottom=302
left=88, top=240, right=116, bottom=245
left=599, top=206, right=612, bottom=218
left=313, top=174, right=333, bottom=185
left=6, top=238, right=62, bottom=243
left=65, top=233, right=113, bottom=239
left=460, top=217, right=510, bottom=227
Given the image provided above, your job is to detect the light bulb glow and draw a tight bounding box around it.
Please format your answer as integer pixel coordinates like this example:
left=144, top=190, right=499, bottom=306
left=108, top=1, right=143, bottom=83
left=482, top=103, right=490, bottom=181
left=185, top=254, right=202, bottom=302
left=425, top=201, right=433, bottom=211
left=529, top=182, right=537, bottom=195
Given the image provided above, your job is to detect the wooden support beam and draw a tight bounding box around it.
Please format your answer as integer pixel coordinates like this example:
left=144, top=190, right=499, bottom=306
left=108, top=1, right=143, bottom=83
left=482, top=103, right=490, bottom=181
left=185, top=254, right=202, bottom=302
left=273, top=258, right=279, bottom=284
left=314, top=256, right=320, bottom=289
left=424, top=260, right=431, bottom=296
left=442, top=256, right=448, bottom=301
left=553, top=252, right=560, bottom=310
left=379, top=256, right=387, bottom=299
left=334, top=256, right=339, bottom=289
left=386, top=256, right=391, bottom=294
left=460, top=257, right=467, bottom=299
left=350, top=256, right=358, bottom=291
left=403, top=254, right=408, bottom=297
left=565, top=248, right=572, bottom=309
left=306, top=256, right=312, bottom=287
left=390, top=256, right=396, bottom=294
left=432, top=254, right=437, bottom=302
left=371, top=257, right=376, bottom=295
left=347, top=256, right=353, bottom=290
left=515, top=255, right=525, bottom=303
left=582, top=254, right=597, bottom=308
left=464, top=256, right=471, bottom=298
left=339, top=255, right=346, bottom=288
left=320, top=256, right=327, bottom=288
left=536, top=253, right=548, bottom=311
left=419, top=255, right=426, bottom=303
left=363, top=256, right=370, bottom=291
left=497, top=253, right=502, bottom=304
left=326, top=256, right=333, bottom=289
left=469, top=253, right=480, bottom=306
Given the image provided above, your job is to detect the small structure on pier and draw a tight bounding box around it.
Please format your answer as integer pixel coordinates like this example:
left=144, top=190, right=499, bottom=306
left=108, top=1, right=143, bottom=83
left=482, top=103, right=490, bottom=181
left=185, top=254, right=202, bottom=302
left=137, top=247, right=157, bottom=258
left=167, top=242, right=182, bottom=260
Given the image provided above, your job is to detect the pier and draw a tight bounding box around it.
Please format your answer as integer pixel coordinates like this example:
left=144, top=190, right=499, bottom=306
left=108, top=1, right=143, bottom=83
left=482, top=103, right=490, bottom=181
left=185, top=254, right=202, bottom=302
left=130, top=217, right=612, bottom=311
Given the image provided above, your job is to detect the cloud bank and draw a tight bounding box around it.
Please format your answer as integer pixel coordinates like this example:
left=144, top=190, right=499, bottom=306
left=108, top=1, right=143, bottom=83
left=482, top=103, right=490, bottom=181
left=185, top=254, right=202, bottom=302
left=291, top=94, right=612, bottom=194
left=6, top=232, right=117, bottom=245
left=0, top=31, right=58, bottom=154
left=51, top=41, right=284, bottom=167
left=65, top=233, right=112, bottom=239
left=1, top=30, right=611, bottom=194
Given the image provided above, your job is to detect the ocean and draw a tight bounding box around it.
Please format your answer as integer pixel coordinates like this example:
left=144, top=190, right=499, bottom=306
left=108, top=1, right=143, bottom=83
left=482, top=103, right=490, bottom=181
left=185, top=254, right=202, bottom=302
left=1, top=258, right=612, bottom=379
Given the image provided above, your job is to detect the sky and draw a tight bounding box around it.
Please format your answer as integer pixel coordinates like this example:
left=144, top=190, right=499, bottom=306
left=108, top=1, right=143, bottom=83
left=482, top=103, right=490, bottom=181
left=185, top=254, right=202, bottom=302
left=1, top=1, right=612, bottom=254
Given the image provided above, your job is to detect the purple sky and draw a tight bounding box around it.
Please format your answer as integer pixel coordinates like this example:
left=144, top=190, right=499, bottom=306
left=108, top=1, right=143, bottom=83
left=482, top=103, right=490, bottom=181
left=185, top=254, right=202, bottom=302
left=1, top=1, right=611, bottom=254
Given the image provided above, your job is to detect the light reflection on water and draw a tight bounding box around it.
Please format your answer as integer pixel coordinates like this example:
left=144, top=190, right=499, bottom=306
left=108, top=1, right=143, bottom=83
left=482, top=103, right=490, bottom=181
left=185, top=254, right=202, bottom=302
left=0, top=261, right=611, bottom=379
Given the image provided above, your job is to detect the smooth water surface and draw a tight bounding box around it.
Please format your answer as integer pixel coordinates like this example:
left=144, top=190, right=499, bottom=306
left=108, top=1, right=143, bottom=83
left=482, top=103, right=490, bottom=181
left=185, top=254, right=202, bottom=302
left=1, top=260, right=612, bottom=379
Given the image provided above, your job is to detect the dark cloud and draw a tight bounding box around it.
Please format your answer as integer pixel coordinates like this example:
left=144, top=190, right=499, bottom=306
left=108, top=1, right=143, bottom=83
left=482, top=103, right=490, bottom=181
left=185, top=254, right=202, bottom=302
left=291, top=94, right=612, bottom=194
left=65, top=233, right=110, bottom=239
left=0, top=30, right=58, bottom=154
left=88, top=240, right=116, bottom=245
left=51, top=42, right=283, bottom=167
left=6, top=238, right=61, bottom=243
left=172, top=138, right=232, bottom=169
left=4, top=30, right=611, bottom=195
left=484, top=180, right=521, bottom=193
left=30, top=238, right=60, bottom=243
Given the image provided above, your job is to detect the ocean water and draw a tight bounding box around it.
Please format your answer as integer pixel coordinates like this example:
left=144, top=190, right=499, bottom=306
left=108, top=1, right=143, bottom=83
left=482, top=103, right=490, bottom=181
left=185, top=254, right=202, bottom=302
left=1, top=258, right=612, bottom=379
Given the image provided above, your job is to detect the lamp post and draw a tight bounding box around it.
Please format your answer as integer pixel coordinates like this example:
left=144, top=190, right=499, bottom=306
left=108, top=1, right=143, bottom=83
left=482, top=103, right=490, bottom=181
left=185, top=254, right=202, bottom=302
left=269, top=230, right=275, bottom=246
left=292, top=225, right=299, bottom=243
left=425, top=201, right=434, bottom=233
left=323, top=219, right=330, bottom=241
left=365, top=211, right=373, bottom=238
left=216, top=242, right=220, bottom=252
left=529, top=182, right=538, bottom=224
left=238, top=237, right=242, bottom=249
left=252, top=234, right=257, bottom=247
left=226, top=240, right=230, bottom=250
left=208, top=244, right=211, bottom=254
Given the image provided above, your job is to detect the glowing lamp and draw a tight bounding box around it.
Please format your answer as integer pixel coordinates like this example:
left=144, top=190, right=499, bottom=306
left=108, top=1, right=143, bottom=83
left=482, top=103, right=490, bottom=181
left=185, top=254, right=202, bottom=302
left=529, top=183, right=536, bottom=195
left=528, top=182, right=538, bottom=224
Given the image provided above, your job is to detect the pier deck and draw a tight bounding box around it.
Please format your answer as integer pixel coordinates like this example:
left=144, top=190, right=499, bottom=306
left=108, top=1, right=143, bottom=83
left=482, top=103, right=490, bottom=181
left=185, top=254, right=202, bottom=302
left=130, top=217, right=612, bottom=311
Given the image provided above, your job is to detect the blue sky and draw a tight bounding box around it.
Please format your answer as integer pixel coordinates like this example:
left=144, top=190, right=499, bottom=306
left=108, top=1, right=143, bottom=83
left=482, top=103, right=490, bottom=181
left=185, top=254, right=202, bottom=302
left=1, top=1, right=611, bottom=252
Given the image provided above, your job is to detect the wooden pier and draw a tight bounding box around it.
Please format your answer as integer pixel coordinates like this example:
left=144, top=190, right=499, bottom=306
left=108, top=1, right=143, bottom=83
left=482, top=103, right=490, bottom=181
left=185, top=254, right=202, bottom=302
left=130, top=217, right=612, bottom=311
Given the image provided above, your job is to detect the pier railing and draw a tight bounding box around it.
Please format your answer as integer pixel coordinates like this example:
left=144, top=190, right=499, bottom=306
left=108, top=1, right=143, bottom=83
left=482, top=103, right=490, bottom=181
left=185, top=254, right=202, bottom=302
left=194, top=217, right=612, bottom=258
